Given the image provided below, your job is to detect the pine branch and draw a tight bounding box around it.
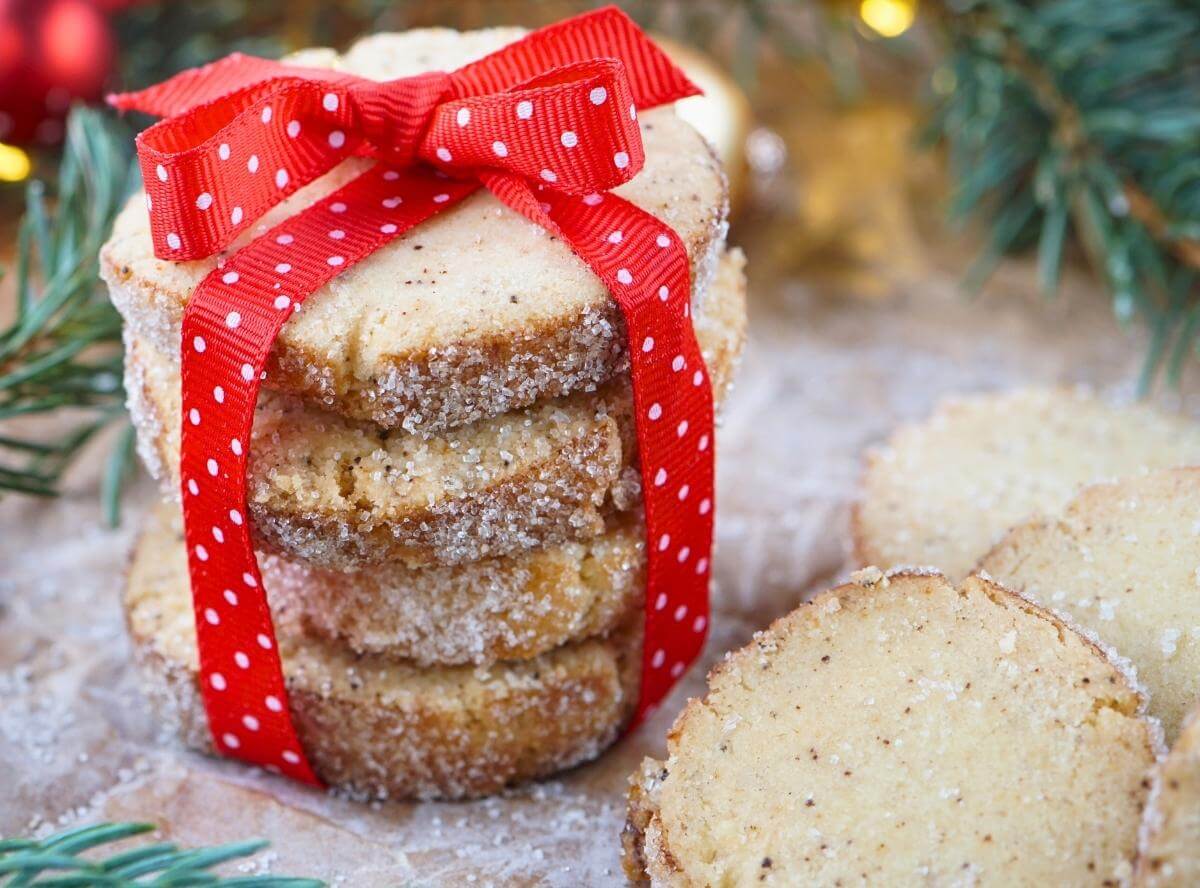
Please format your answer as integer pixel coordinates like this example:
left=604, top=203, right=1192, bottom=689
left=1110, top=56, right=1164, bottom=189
left=928, top=0, right=1200, bottom=389
left=0, top=108, right=138, bottom=522
left=0, top=822, right=324, bottom=887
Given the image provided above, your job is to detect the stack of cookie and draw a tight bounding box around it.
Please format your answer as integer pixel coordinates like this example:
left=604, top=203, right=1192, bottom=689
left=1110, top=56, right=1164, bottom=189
left=102, top=27, right=746, bottom=800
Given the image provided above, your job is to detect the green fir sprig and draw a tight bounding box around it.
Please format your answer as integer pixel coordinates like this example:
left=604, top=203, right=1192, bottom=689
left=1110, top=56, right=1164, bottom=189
left=0, top=108, right=137, bottom=523
left=928, top=0, right=1200, bottom=390
left=0, top=822, right=324, bottom=887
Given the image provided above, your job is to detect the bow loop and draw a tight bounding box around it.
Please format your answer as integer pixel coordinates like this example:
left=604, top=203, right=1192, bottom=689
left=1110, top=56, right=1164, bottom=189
left=420, top=59, right=644, bottom=195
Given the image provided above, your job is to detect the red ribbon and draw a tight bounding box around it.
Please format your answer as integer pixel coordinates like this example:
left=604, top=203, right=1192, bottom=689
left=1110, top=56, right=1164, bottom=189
left=111, top=6, right=714, bottom=787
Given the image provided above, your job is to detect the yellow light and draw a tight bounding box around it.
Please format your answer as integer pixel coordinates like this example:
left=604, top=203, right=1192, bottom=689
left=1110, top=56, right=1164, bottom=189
left=0, top=142, right=31, bottom=182
left=859, top=0, right=917, bottom=38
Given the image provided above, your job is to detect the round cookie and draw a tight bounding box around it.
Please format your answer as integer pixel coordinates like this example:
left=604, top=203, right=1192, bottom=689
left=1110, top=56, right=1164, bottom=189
left=100, top=27, right=728, bottom=436
left=981, top=467, right=1200, bottom=742
left=126, top=505, right=640, bottom=801
left=854, top=388, right=1200, bottom=579
left=624, top=569, right=1159, bottom=887
left=1136, top=706, right=1200, bottom=887
left=262, top=508, right=644, bottom=666
left=125, top=249, right=746, bottom=570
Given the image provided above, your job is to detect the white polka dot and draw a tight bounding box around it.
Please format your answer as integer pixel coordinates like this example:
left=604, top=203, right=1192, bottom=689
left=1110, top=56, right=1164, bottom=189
left=256, top=633, right=272, bottom=650
left=382, top=196, right=402, bottom=208
left=516, top=100, right=533, bottom=119
left=203, top=606, right=218, bottom=623
left=187, top=479, right=199, bottom=496
left=671, top=661, right=685, bottom=678
left=276, top=233, right=293, bottom=245
left=540, top=168, right=557, bottom=182
left=231, top=206, right=243, bottom=225
left=696, top=557, right=709, bottom=575
left=676, top=419, right=689, bottom=437
left=327, top=229, right=345, bottom=241
left=223, top=588, right=237, bottom=605
left=693, top=615, right=707, bottom=633
left=188, top=408, right=201, bottom=426
left=560, top=130, right=578, bottom=148
left=192, top=335, right=206, bottom=353
left=607, top=230, right=623, bottom=244
left=617, top=268, right=633, bottom=285
left=381, top=223, right=398, bottom=234
left=699, top=498, right=712, bottom=515
left=328, top=129, right=346, bottom=149
left=589, top=86, right=608, bottom=105
left=699, top=434, right=710, bottom=451
left=678, top=484, right=690, bottom=501
left=275, top=168, right=289, bottom=188
left=213, top=385, right=224, bottom=403
left=330, top=201, right=346, bottom=213
left=654, top=467, right=668, bottom=487
left=166, top=232, right=181, bottom=250
left=286, top=119, right=300, bottom=137
left=210, top=672, right=227, bottom=691
left=674, top=604, right=688, bottom=622
left=218, top=143, right=230, bottom=160
left=196, top=192, right=213, bottom=210
left=156, top=164, right=167, bottom=182
left=242, top=572, right=257, bottom=588
left=642, top=336, right=654, bottom=352
left=193, top=545, right=209, bottom=564
left=243, top=714, right=260, bottom=731
left=247, top=154, right=259, bottom=173
left=436, top=146, right=452, bottom=162
left=658, top=286, right=670, bottom=302
left=241, top=363, right=254, bottom=381
left=651, top=649, right=666, bottom=669
left=693, top=370, right=704, bottom=386
left=230, top=438, right=243, bottom=456
left=433, top=193, right=450, bottom=203
left=212, top=526, right=224, bottom=543
left=327, top=255, right=345, bottom=266
left=274, top=295, right=290, bottom=310
left=222, top=732, right=240, bottom=749
left=658, top=533, right=670, bottom=552
left=677, top=546, right=691, bottom=563
left=323, top=92, right=339, bottom=112
left=614, top=151, right=630, bottom=169
left=630, top=103, right=637, bottom=120
left=648, top=403, right=662, bottom=420
left=657, top=234, right=671, bottom=248
left=234, top=651, right=250, bottom=668
left=145, top=193, right=152, bottom=210
left=282, top=750, right=301, bottom=765
left=456, top=107, right=470, bottom=126
left=275, top=262, right=291, bottom=274
left=206, top=458, right=218, bottom=476
left=583, top=193, right=602, bottom=206
left=225, top=311, right=240, bottom=329
left=229, top=509, right=243, bottom=526
left=492, top=140, right=508, bottom=157
left=265, top=695, right=283, bottom=712
left=220, top=270, right=241, bottom=287
left=655, top=592, right=668, bottom=610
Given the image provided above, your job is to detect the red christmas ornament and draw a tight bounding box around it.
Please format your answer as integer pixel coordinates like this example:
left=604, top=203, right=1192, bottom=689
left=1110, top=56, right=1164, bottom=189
left=0, top=0, right=115, bottom=145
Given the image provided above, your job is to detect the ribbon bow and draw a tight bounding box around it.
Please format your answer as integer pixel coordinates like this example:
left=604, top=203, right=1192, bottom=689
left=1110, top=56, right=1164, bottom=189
left=111, top=6, right=715, bottom=787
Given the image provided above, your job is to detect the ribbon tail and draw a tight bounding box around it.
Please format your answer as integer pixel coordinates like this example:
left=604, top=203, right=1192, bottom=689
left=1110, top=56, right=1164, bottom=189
left=484, top=172, right=715, bottom=724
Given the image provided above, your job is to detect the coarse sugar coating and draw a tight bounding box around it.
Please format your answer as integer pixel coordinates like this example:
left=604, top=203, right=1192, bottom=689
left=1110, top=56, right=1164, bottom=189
left=623, top=570, right=1159, bottom=887
left=981, top=467, right=1200, bottom=743
left=854, top=388, right=1200, bottom=579
left=1136, top=705, right=1200, bottom=887
left=125, top=502, right=641, bottom=801
left=125, top=249, right=746, bottom=570
left=100, top=26, right=729, bottom=435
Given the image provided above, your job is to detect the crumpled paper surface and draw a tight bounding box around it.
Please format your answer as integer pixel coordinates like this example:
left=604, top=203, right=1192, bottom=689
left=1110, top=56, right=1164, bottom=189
left=1, top=97, right=1192, bottom=885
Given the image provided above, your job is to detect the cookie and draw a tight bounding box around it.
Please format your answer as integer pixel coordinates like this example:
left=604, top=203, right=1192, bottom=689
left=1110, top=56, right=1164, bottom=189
left=1136, top=706, right=1200, bottom=887
left=624, top=569, right=1159, bottom=886
left=101, top=27, right=729, bottom=436
left=854, top=388, right=1200, bottom=579
left=981, top=467, right=1200, bottom=742
left=126, top=503, right=640, bottom=801
left=125, top=249, right=745, bottom=570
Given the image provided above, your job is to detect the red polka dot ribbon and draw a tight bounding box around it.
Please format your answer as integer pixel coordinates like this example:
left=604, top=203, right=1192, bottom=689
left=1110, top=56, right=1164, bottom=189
left=109, top=6, right=713, bottom=785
